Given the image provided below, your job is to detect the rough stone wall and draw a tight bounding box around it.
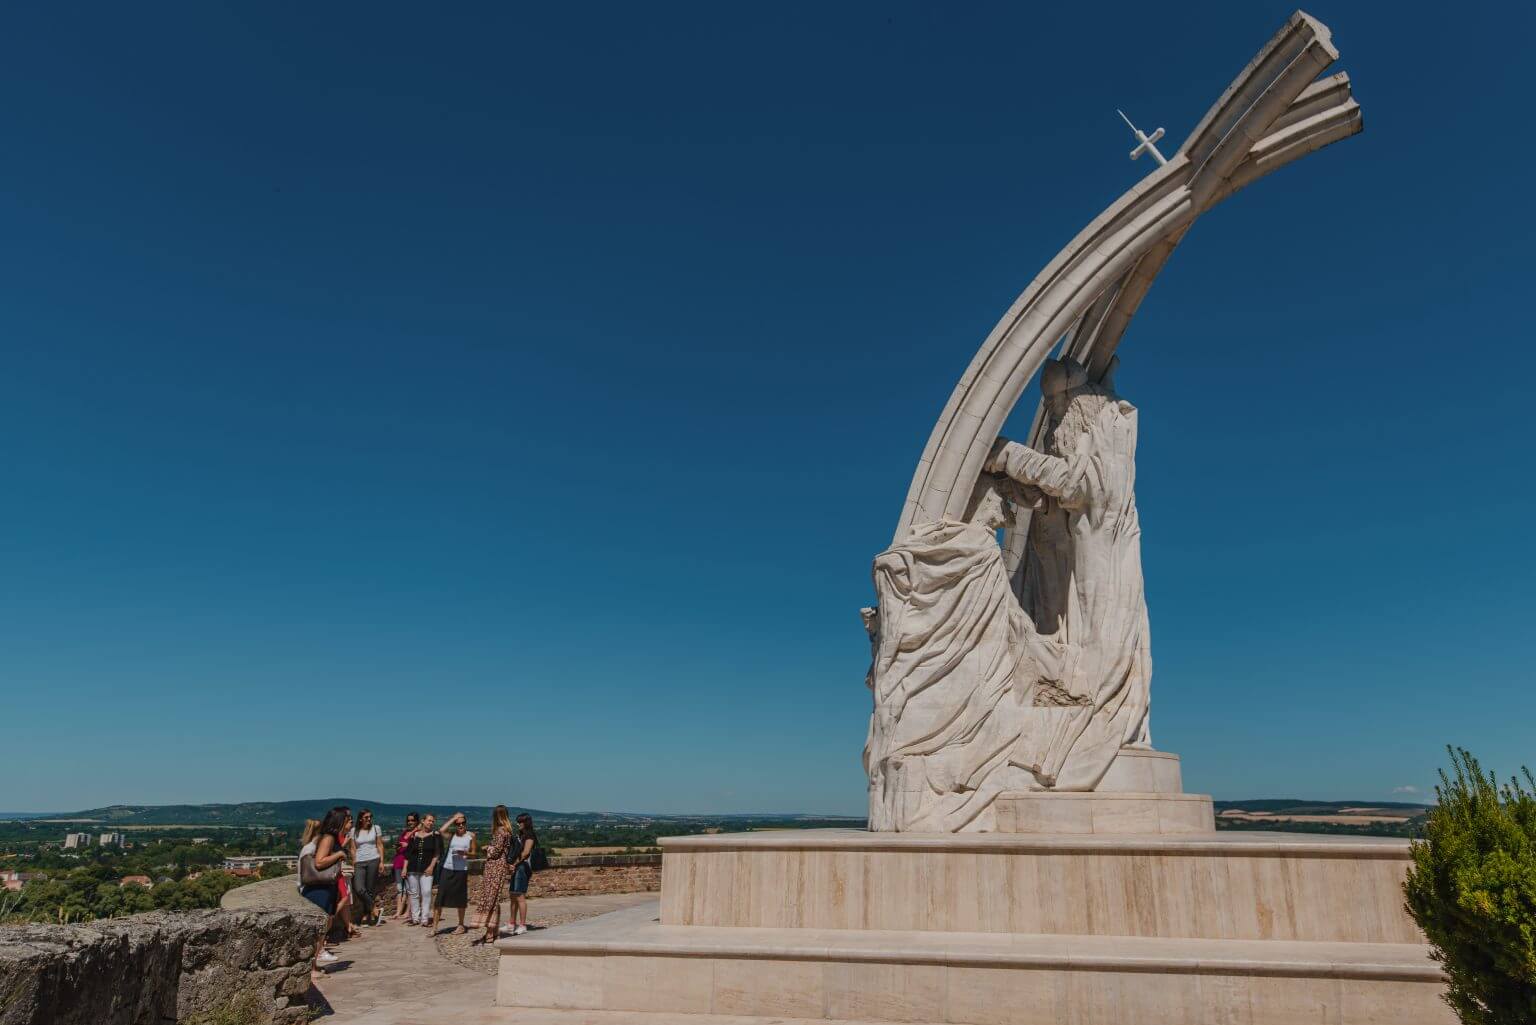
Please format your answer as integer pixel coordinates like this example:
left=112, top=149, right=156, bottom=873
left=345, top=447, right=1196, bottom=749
left=528, top=862, right=661, bottom=897
left=466, top=854, right=661, bottom=905
left=0, top=906, right=325, bottom=1025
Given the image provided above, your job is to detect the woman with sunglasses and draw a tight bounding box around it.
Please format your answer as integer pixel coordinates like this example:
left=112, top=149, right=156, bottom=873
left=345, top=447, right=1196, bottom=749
left=348, top=808, right=384, bottom=927
left=430, top=812, right=476, bottom=935
left=390, top=812, right=418, bottom=920
left=507, top=813, right=538, bottom=936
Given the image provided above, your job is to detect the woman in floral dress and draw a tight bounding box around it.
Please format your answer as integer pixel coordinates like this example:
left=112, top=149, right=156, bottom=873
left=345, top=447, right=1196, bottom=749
left=475, top=805, right=513, bottom=944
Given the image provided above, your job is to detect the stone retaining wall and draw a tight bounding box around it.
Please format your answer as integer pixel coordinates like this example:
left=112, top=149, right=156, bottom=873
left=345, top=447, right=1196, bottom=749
left=0, top=906, right=325, bottom=1025
left=467, top=853, right=661, bottom=902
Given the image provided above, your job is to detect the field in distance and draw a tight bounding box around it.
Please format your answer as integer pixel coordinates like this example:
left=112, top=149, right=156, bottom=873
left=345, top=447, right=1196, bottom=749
left=1213, top=799, right=1429, bottom=837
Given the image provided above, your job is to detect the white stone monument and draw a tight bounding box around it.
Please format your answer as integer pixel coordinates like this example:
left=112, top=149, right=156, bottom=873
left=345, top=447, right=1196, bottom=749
left=499, top=12, right=1456, bottom=1023
left=865, top=356, right=1167, bottom=833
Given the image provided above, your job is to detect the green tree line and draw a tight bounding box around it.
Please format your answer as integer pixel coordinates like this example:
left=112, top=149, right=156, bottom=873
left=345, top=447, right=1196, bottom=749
left=4, top=865, right=255, bottom=924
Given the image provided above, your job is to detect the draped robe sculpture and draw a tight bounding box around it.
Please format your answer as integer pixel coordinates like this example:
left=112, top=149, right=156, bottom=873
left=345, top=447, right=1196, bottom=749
left=859, top=10, right=1361, bottom=833
left=864, top=358, right=1151, bottom=832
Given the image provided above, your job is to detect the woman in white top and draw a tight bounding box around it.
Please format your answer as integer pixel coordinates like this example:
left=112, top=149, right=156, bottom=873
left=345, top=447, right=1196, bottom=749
left=430, top=812, right=477, bottom=935
left=348, top=808, right=385, bottom=927
left=298, top=816, right=346, bottom=974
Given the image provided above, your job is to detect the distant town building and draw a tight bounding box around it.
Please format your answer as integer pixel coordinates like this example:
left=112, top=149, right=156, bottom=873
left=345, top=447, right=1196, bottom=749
left=2, top=871, right=47, bottom=892
left=119, top=875, right=152, bottom=889
left=226, top=868, right=260, bottom=879
left=222, top=855, right=297, bottom=872
left=62, top=832, right=91, bottom=849
left=190, top=837, right=212, bottom=845
left=98, top=832, right=125, bottom=848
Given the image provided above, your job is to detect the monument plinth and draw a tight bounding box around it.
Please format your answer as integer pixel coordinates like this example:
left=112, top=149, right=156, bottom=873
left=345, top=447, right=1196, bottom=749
left=499, top=11, right=1453, bottom=1023
left=990, top=749, right=1217, bottom=835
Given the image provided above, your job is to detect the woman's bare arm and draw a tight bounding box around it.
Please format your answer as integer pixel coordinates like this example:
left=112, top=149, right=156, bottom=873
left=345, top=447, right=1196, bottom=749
left=315, top=835, right=345, bottom=869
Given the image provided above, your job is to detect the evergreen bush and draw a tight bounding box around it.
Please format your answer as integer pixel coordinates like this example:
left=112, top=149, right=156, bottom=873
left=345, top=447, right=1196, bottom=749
left=1404, top=747, right=1536, bottom=1025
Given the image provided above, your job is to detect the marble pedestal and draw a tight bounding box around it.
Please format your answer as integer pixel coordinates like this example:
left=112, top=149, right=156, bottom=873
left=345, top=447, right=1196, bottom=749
left=995, top=749, right=1217, bottom=835
left=499, top=754, right=1449, bottom=1024
left=499, top=832, right=1449, bottom=1023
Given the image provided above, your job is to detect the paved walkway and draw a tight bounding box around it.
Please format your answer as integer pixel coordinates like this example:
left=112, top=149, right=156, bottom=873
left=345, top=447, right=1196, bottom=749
left=224, top=878, right=655, bottom=1024
left=310, top=913, right=492, bottom=1024
left=316, top=893, right=656, bottom=1023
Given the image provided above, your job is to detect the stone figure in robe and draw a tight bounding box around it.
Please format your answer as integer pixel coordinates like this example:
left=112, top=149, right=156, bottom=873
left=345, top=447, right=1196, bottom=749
left=864, top=357, right=1151, bottom=832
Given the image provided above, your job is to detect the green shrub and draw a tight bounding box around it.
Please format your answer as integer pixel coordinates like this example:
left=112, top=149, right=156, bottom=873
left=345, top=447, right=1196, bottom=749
left=182, top=990, right=262, bottom=1025
left=1404, top=747, right=1536, bottom=1025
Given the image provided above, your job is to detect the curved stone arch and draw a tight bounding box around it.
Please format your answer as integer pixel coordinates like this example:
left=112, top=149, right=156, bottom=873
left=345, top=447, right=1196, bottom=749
left=894, top=10, right=1362, bottom=545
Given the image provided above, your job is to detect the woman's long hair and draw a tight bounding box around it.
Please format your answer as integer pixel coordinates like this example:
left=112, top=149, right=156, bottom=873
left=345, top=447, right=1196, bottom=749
left=516, top=812, right=536, bottom=840
left=491, top=804, right=512, bottom=836
left=319, top=806, right=349, bottom=841
left=301, top=819, right=322, bottom=845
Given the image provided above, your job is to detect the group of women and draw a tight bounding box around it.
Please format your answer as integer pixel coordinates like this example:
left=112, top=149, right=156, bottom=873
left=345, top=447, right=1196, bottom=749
left=296, top=803, right=541, bottom=974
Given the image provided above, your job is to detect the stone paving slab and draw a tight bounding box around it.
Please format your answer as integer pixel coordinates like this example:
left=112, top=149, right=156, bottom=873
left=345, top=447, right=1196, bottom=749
left=371, top=1009, right=915, bottom=1025
left=436, top=892, right=658, bottom=976
left=313, top=892, right=655, bottom=1023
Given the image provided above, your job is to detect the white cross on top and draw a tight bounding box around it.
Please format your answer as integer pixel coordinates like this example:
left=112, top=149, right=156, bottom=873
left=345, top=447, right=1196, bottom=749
left=1118, top=109, right=1168, bottom=166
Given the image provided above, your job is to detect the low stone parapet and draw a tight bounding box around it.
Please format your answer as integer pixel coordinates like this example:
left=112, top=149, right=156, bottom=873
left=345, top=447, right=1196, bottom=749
left=0, top=905, right=325, bottom=1025
left=465, top=853, right=661, bottom=903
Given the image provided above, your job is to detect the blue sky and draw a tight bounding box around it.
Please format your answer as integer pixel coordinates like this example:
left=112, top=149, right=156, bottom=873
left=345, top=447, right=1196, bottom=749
left=2, top=2, right=1531, bottom=815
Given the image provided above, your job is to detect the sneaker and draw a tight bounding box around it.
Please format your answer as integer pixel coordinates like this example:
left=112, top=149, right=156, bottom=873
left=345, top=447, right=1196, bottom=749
left=316, top=951, right=339, bottom=965
left=513, top=925, right=527, bottom=936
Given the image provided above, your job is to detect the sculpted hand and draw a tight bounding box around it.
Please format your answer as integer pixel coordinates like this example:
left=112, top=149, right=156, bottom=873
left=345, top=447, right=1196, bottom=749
left=985, top=436, right=1015, bottom=474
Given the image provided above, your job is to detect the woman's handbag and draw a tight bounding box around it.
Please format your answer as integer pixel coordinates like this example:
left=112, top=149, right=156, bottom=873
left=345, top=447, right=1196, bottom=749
left=300, top=851, right=341, bottom=888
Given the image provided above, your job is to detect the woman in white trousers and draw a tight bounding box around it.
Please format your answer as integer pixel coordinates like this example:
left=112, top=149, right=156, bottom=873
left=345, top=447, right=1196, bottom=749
left=403, top=813, right=441, bottom=925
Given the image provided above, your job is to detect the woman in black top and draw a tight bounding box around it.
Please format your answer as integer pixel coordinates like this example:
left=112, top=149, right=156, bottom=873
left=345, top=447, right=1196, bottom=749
left=403, top=812, right=443, bottom=926
left=508, top=813, right=537, bottom=936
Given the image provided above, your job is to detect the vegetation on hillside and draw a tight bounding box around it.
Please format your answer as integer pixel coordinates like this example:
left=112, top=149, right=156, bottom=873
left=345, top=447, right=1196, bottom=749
left=1215, top=817, right=1424, bottom=838
left=4, top=866, right=254, bottom=923
left=1404, top=748, right=1536, bottom=1025
left=1211, top=799, right=1430, bottom=814
left=36, top=800, right=634, bottom=828
left=0, top=826, right=291, bottom=924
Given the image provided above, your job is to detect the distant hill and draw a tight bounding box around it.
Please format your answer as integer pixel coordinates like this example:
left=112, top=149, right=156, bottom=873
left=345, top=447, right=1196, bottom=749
left=29, top=801, right=863, bottom=827
left=35, top=800, right=672, bottom=827
left=21, top=797, right=1429, bottom=829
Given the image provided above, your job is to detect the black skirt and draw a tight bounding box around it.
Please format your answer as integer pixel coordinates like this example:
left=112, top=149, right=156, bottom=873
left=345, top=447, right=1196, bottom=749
left=437, top=868, right=469, bottom=908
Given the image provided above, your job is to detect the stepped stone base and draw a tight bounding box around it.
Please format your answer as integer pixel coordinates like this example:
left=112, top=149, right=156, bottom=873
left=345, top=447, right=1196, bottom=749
left=500, top=827, right=1451, bottom=1024
left=988, top=751, right=1216, bottom=835
left=1094, top=748, right=1186, bottom=793
left=497, top=901, right=1452, bottom=1025
left=995, top=791, right=1215, bottom=834
left=659, top=830, right=1422, bottom=943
